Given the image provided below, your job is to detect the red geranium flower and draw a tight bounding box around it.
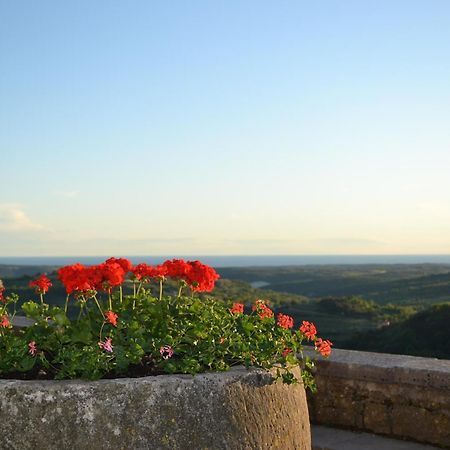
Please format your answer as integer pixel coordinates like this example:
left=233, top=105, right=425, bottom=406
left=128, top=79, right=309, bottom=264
left=130, top=263, right=162, bottom=281
left=282, top=348, right=292, bottom=358
left=105, top=257, right=132, bottom=274
left=95, top=261, right=126, bottom=293
left=162, top=259, right=191, bottom=279
left=105, top=310, right=118, bottom=327
left=153, top=264, right=168, bottom=279
left=277, top=313, right=294, bottom=329
left=0, top=315, right=10, bottom=328
left=58, top=259, right=128, bottom=295
left=230, top=302, right=244, bottom=315
left=185, top=260, right=220, bottom=292
left=252, top=300, right=274, bottom=319
left=315, top=338, right=333, bottom=357
left=161, top=259, right=220, bottom=292
left=58, top=263, right=95, bottom=294
left=29, top=274, right=52, bottom=294
left=299, top=320, right=317, bottom=340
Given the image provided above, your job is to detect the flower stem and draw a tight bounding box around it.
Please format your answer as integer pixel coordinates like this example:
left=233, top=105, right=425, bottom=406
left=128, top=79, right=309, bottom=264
left=10, top=299, right=17, bottom=322
left=119, top=286, right=123, bottom=304
left=77, top=303, right=84, bottom=321
left=99, top=321, right=105, bottom=342
left=94, top=295, right=105, bottom=317
left=159, top=278, right=163, bottom=301
left=64, top=295, right=69, bottom=314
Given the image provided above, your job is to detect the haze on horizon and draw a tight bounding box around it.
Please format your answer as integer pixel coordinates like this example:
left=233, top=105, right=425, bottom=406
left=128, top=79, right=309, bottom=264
left=1, top=1, right=450, bottom=257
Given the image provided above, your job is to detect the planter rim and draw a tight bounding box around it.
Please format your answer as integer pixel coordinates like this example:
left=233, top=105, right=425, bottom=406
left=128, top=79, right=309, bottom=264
left=0, top=365, right=274, bottom=386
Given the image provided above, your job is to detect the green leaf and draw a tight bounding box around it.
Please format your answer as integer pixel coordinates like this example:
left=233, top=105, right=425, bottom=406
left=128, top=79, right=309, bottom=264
left=70, top=325, right=93, bottom=345
left=22, top=301, right=41, bottom=320
left=17, top=356, right=36, bottom=372
left=52, top=310, right=70, bottom=327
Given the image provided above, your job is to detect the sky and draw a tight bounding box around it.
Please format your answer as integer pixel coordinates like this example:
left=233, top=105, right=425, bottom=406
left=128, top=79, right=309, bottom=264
left=1, top=1, right=450, bottom=256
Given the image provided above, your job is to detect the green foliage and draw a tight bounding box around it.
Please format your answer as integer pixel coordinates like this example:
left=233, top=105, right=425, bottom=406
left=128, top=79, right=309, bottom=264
left=0, top=290, right=321, bottom=389
left=345, top=302, right=450, bottom=358
left=317, top=296, right=378, bottom=317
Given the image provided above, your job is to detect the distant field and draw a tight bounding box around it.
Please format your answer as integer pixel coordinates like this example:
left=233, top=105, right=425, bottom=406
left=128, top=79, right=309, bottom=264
left=218, top=264, right=450, bottom=306
left=0, top=265, right=58, bottom=279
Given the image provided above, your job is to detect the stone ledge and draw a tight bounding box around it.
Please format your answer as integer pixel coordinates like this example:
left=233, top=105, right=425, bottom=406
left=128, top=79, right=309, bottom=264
left=306, top=347, right=450, bottom=389
left=306, top=348, right=450, bottom=448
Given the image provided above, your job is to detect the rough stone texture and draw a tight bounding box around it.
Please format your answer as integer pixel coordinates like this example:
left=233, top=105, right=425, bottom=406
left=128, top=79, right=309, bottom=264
left=0, top=366, right=310, bottom=450
left=307, top=348, right=450, bottom=449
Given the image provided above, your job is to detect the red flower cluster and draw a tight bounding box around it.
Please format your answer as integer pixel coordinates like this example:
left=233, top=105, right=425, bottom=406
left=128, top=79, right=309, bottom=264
left=105, top=310, right=118, bottom=327
left=162, top=259, right=191, bottom=280
left=0, top=315, right=10, bottom=328
left=58, top=258, right=132, bottom=295
left=130, top=263, right=167, bottom=281
left=183, top=260, right=220, bottom=292
left=162, top=259, right=220, bottom=292
left=105, top=257, right=132, bottom=273
left=230, top=302, right=244, bottom=315
left=57, top=263, right=95, bottom=294
left=96, top=260, right=129, bottom=293
left=57, top=257, right=220, bottom=295
left=282, top=348, right=292, bottom=358
left=29, top=274, right=52, bottom=294
left=277, top=313, right=294, bottom=329
left=252, top=300, right=274, bottom=319
left=299, top=320, right=317, bottom=340
left=315, top=338, right=333, bottom=357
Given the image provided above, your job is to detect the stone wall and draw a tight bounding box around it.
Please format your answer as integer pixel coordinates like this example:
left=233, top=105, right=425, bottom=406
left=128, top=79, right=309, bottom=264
left=307, top=348, right=450, bottom=448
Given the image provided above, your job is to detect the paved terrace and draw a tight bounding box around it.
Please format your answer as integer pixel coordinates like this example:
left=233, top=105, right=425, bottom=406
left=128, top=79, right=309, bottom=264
left=312, top=425, right=442, bottom=449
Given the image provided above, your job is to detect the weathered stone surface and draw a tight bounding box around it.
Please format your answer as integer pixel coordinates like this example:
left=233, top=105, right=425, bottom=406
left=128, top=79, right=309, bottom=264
left=307, top=348, right=450, bottom=449
left=0, top=366, right=310, bottom=450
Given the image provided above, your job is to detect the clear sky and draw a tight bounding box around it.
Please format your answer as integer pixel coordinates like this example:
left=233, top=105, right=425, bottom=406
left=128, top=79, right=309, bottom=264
left=1, top=1, right=450, bottom=256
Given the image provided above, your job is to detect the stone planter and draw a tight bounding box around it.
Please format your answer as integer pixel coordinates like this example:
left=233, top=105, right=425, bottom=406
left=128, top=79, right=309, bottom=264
left=0, top=366, right=311, bottom=450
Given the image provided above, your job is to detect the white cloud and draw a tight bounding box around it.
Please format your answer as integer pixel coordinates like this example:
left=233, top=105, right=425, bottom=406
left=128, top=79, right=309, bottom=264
left=0, top=204, right=44, bottom=232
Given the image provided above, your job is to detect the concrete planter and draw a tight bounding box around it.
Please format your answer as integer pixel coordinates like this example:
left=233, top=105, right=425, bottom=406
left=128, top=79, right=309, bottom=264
left=0, top=366, right=310, bottom=450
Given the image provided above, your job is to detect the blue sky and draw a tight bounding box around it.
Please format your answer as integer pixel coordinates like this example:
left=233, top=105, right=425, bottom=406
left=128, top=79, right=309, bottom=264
left=1, top=1, right=450, bottom=256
